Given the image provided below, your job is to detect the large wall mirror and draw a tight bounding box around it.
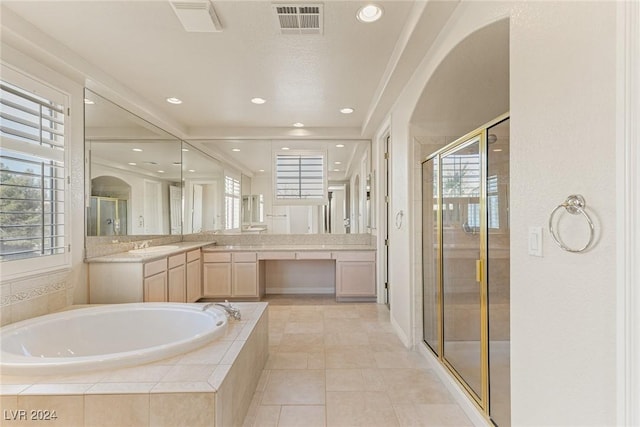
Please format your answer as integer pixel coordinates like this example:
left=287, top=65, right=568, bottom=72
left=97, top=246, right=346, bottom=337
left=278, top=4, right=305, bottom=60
left=85, top=90, right=373, bottom=238
left=189, top=139, right=372, bottom=234
left=85, top=90, right=182, bottom=237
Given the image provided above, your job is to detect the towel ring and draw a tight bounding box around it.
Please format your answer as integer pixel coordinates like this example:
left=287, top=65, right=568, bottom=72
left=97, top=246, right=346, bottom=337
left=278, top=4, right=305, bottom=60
left=548, top=194, right=595, bottom=253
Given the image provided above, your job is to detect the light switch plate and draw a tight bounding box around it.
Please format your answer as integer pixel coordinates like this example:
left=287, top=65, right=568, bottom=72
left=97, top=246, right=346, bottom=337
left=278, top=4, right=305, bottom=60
left=528, top=226, right=543, bottom=257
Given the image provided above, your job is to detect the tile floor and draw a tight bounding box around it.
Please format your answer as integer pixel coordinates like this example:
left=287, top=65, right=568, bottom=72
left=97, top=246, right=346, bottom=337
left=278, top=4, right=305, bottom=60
left=242, top=296, right=473, bottom=426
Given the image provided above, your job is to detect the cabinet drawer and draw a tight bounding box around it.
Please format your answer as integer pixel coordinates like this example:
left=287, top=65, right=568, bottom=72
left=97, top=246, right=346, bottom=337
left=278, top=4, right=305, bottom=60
left=168, top=253, right=186, bottom=269
left=144, top=259, right=167, bottom=277
left=203, top=252, right=231, bottom=263
left=258, top=251, right=296, bottom=260
left=186, top=249, right=201, bottom=262
left=296, top=251, right=332, bottom=260
left=333, top=251, right=376, bottom=262
left=233, top=252, right=257, bottom=262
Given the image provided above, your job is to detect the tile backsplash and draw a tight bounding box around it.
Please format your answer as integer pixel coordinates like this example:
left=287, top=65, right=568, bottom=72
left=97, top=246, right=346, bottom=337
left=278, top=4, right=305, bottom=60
left=1, top=269, right=74, bottom=326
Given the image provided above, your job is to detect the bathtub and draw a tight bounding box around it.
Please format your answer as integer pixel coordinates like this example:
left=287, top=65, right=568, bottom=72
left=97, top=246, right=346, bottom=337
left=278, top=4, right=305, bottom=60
left=0, top=303, right=228, bottom=376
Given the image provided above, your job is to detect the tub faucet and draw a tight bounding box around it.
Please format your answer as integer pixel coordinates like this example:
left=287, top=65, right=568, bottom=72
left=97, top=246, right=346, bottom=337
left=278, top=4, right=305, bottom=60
left=203, top=300, right=241, bottom=320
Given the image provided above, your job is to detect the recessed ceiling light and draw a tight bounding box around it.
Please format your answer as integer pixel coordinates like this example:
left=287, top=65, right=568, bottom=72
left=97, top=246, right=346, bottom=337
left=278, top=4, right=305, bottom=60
left=493, top=148, right=503, bottom=152
left=84, top=98, right=94, bottom=105
left=357, top=4, right=383, bottom=23
left=182, top=148, right=189, bottom=152
left=334, top=161, right=342, bottom=165
left=293, top=122, right=304, bottom=128
left=336, top=144, right=345, bottom=148
left=188, top=169, right=195, bottom=173
left=259, top=169, right=265, bottom=172
left=132, top=148, right=143, bottom=152
left=339, top=107, right=354, bottom=114
left=334, top=169, right=340, bottom=172
left=166, top=97, right=182, bottom=104
left=128, top=162, right=137, bottom=166
left=172, top=162, right=181, bottom=166
left=251, top=97, right=266, bottom=104
left=281, top=147, right=290, bottom=151
left=232, top=148, right=241, bottom=152
left=158, top=170, right=165, bottom=173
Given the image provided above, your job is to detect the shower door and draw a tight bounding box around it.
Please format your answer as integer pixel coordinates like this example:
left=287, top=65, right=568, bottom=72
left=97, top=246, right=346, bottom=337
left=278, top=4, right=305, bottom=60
left=421, top=114, right=510, bottom=425
left=440, top=134, right=485, bottom=401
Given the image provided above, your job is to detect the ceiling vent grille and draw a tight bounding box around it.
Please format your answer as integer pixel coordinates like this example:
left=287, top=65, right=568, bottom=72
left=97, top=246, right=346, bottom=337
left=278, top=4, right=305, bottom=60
left=272, top=4, right=323, bottom=35
left=170, top=1, right=223, bottom=32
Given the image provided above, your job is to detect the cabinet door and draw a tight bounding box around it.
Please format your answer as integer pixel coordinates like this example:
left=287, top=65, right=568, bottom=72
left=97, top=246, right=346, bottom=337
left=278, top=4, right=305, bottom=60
left=144, top=272, right=167, bottom=302
left=336, top=261, right=376, bottom=297
left=232, top=262, right=258, bottom=297
left=186, top=259, right=202, bottom=302
left=203, top=262, right=232, bottom=297
left=168, top=265, right=186, bottom=302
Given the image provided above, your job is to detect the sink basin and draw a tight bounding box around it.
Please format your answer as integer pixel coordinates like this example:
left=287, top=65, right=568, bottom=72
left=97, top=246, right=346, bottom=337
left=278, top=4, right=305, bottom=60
left=128, top=245, right=179, bottom=254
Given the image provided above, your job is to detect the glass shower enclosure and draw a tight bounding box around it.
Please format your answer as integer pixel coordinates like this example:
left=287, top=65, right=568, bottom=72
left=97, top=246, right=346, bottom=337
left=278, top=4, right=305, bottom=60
left=422, top=115, right=510, bottom=426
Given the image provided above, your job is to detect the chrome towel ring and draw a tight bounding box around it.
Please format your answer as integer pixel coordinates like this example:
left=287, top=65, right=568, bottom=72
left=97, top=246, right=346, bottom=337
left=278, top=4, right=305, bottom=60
left=548, top=194, right=595, bottom=253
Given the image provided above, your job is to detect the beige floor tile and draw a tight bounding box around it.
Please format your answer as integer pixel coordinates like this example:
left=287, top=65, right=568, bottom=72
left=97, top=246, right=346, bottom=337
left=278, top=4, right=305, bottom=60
left=262, top=370, right=325, bottom=405
left=392, top=403, right=473, bottom=426
left=266, top=352, right=309, bottom=370
left=284, top=321, right=324, bottom=334
left=324, top=331, right=370, bottom=347
left=253, top=405, right=281, bottom=427
left=278, top=333, right=325, bottom=352
left=323, top=318, right=366, bottom=334
left=326, top=369, right=365, bottom=391
left=278, top=405, right=326, bottom=427
left=373, top=351, right=431, bottom=369
left=379, top=369, right=454, bottom=405
left=307, top=352, right=326, bottom=369
left=326, top=391, right=399, bottom=426
left=322, top=305, right=361, bottom=319
left=288, top=309, right=324, bottom=322
left=325, top=346, right=377, bottom=369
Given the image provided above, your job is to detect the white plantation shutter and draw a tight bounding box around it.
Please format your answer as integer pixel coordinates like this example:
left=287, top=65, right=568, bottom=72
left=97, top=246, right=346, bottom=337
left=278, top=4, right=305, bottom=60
left=274, top=152, right=327, bottom=204
left=0, top=76, right=68, bottom=269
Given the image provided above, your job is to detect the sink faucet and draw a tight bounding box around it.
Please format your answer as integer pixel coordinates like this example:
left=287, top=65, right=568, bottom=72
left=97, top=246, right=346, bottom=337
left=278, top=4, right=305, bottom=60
left=202, top=300, right=241, bottom=320
left=134, top=240, right=151, bottom=250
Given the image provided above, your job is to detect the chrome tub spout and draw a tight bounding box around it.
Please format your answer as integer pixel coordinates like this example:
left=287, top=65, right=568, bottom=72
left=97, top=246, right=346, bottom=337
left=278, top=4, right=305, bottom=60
left=202, top=300, right=241, bottom=320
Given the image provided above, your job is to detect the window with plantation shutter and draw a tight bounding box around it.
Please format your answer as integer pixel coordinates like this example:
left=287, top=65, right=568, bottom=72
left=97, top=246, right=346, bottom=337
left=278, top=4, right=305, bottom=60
left=0, top=71, right=69, bottom=277
left=224, top=174, right=240, bottom=230
left=274, top=151, right=327, bottom=204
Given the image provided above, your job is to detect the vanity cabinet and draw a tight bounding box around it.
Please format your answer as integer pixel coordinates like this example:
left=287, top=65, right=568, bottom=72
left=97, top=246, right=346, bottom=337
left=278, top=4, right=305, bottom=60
left=186, top=249, right=202, bottom=302
left=203, top=251, right=260, bottom=299
left=88, top=248, right=203, bottom=304
left=167, top=253, right=186, bottom=302
left=203, top=252, right=232, bottom=297
left=143, top=258, right=168, bottom=302
left=334, top=251, right=376, bottom=300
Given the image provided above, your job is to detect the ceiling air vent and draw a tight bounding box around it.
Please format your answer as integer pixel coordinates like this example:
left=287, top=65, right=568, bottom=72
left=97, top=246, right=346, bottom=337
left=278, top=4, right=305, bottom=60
left=170, top=1, right=222, bottom=32
left=272, top=4, right=323, bottom=35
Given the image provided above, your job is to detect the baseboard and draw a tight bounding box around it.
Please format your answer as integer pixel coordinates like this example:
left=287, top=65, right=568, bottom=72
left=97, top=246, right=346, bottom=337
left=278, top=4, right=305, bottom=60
left=390, top=314, right=411, bottom=348
left=265, top=287, right=334, bottom=294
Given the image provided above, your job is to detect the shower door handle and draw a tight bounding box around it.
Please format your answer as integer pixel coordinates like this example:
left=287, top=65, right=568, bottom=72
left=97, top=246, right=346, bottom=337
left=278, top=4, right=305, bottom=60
left=475, top=259, right=483, bottom=283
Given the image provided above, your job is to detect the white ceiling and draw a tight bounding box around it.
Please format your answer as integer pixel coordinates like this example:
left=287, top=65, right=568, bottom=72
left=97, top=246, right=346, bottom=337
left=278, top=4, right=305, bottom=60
left=2, top=0, right=421, bottom=138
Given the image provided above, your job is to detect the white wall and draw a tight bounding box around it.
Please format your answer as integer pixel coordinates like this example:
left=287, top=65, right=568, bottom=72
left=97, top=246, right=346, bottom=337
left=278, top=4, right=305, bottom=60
left=381, top=0, right=620, bottom=424
left=509, top=2, right=617, bottom=424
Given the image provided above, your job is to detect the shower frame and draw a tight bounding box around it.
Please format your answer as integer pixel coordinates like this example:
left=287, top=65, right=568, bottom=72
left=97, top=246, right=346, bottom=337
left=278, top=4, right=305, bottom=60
left=421, top=112, right=509, bottom=424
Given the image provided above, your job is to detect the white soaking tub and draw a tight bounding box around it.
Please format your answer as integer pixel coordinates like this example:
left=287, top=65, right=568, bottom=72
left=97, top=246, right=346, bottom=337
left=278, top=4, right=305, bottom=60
left=0, top=303, right=228, bottom=376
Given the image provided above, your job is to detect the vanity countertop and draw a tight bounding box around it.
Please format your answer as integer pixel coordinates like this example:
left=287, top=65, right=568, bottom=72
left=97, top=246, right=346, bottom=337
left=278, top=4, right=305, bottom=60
left=86, top=241, right=216, bottom=263
left=202, top=244, right=376, bottom=252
